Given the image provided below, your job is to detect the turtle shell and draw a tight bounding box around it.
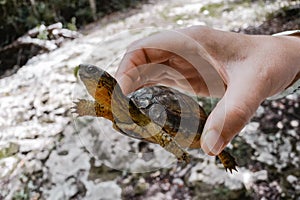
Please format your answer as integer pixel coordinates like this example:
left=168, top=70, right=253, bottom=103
left=129, top=85, right=207, bottom=148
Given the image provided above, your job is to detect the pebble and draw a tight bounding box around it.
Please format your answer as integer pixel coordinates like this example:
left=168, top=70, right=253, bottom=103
left=290, top=120, right=299, bottom=127
left=286, top=175, right=297, bottom=184
left=172, top=178, right=184, bottom=186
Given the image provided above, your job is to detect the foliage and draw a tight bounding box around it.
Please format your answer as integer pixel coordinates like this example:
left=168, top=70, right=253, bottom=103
left=0, top=0, right=144, bottom=48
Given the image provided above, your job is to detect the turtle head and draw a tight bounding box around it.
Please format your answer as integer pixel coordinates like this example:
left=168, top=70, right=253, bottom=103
left=77, top=64, right=124, bottom=108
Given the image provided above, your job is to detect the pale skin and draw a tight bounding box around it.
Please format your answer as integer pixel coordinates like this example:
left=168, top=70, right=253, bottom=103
left=115, top=26, right=300, bottom=156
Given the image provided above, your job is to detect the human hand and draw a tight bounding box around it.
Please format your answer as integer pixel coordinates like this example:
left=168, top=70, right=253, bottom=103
left=116, top=26, right=300, bottom=156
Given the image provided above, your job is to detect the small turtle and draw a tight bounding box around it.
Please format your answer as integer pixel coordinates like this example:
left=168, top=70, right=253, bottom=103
left=73, top=64, right=238, bottom=173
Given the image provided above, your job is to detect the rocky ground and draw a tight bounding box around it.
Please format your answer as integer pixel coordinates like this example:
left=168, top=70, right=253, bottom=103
left=0, top=0, right=300, bottom=199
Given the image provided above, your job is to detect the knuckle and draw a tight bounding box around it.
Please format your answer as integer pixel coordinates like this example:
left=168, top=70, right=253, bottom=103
left=230, top=102, right=252, bottom=123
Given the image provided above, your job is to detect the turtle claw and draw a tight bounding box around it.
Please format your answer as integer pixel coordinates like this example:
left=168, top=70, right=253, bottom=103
left=71, top=104, right=78, bottom=116
left=71, top=102, right=80, bottom=115
left=176, top=152, right=191, bottom=165
left=181, top=152, right=191, bottom=164
left=225, top=165, right=238, bottom=174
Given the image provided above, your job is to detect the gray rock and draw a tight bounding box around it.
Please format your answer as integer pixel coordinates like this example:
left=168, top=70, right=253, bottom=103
left=85, top=181, right=122, bottom=200
left=188, top=162, right=244, bottom=190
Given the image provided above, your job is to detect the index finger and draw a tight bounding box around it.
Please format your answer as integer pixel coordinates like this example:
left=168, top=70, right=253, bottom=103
left=116, top=47, right=173, bottom=94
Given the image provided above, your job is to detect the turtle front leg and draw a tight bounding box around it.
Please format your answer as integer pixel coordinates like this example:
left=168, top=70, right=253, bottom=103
left=72, top=99, right=113, bottom=121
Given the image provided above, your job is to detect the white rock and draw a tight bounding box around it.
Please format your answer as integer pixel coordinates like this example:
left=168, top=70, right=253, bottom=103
left=0, top=156, right=19, bottom=178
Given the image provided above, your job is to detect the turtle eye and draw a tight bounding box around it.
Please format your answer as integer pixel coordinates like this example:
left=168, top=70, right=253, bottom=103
left=87, top=65, right=96, bottom=73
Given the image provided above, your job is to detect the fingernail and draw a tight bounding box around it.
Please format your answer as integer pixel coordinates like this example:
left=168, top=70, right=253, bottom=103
left=203, top=129, right=224, bottom=155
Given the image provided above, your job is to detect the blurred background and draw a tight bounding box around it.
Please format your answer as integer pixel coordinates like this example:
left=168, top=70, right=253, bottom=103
left=0, top=0, right=299, bottom=199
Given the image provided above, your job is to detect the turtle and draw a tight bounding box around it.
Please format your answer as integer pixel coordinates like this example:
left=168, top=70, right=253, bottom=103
left=73, top=64, right=238, bottom=173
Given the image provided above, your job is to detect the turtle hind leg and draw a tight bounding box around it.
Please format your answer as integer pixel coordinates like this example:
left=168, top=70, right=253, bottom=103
left=72, top=99, right=113, bottom=121
left=155, top=131, right=191, bottom=164
left=114, top=121, right=190, bottom=163
left=217, top=150, right=238, bottom=173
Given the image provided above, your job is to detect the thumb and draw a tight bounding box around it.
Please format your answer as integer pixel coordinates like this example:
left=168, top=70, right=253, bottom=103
left=200, top=81, right=263, bottom=156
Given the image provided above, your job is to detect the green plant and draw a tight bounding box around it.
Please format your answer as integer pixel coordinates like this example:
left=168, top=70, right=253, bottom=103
left=0, top=0, right=145, bottom=48
left=67, top=17, right=77, bottom=31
